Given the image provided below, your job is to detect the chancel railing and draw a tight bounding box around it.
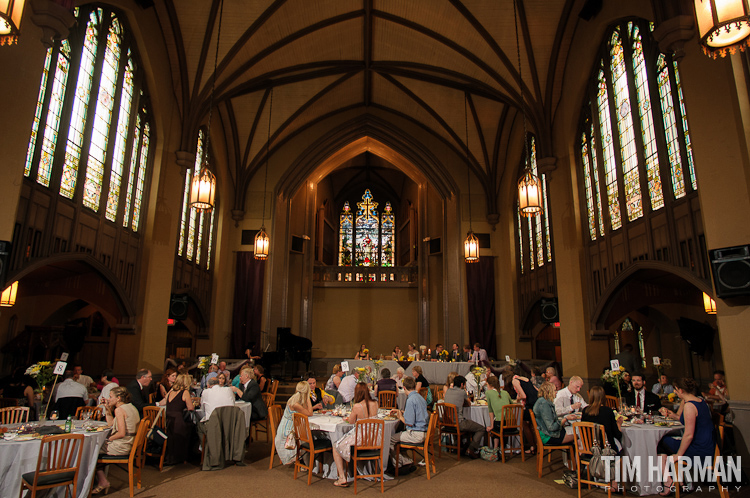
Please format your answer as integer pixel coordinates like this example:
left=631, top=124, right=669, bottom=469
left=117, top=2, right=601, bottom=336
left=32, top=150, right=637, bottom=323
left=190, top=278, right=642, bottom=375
left=313, top=266, right=418, bottom=287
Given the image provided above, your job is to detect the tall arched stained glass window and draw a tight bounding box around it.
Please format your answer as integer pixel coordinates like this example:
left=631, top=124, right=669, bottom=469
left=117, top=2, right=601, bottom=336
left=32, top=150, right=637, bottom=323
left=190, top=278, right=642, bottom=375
left=579, top=19, right=697, bottom=241
left=516, top=135, right=553, bottom=273
left=24, top=5, right=153, bottom=231
left=338, top=190, right=395, bottom=268
left=517, top=205, right=524, bottom=274
left=355, top=190, right=379, bottom=266
left=381, top=202, right=395, bottom=267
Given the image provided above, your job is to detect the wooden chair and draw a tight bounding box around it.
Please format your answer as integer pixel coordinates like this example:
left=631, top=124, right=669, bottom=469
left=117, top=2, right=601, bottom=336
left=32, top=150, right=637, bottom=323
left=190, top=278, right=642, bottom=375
left=292, top=413, right=332, bottom=485
left=19, top=433, right=84, bottom=498
left=604, top=395, right=620, bottom=411
left=142, top=406, right=168, bottom=470
left=0, top=406, right=30, bottom=424
left=147, top=392, right=156, bottom=404
left=0, top=397, right=20, bottom=408
left=675, top=444, right=729, bottom=498
left=436, top=402, right=461, bottom=460
left=489, top=403, right=525, bottom=462
left=75, top=405, right=102, bottom=421
left=378, top=391, right=397, bottom=409
left=97, top=419, right=151, bottom=497
left=268, top=379, right=279, bottom=397
left=434, top=388, right=445, bottom=402
left=418, top=388, right=429, bottom=401
left=353, top=418, right=385, bottom=494
left=572, top=422, right=615, bottom=498
left=267, top=405, right=284, bottom=469
left=251, top=393, right=275, bottom=442
left=529, top=410, right=573, bottom=478
left=395, top=411, right=437, bottom=479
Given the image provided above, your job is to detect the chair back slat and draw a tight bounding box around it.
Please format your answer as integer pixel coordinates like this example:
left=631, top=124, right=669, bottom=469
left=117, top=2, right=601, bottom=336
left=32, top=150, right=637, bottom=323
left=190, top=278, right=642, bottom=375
left=435, top=388, right=445, bottom=401
left=293, top=412, right=312, bottom=445
left=378, top=391, right=397, bottom=409
left=262, top=392, right=275, bottom=407
left=33, top=434, right=84, bottom=485
left=572, top=421, right=606, bottom=456
left=425, top=411, right=436, bottom=441
left=75, top=405, right=103, bottom=421
left=268, top=405, right=282, bottom=437
left=604, top=395, right=620, bottom=410
left=0, top=406, right=29, bottom=424
left=355, top=419, right=384, bottom=450
left=418, top=388, right=429, bottom=400
left=528, top=410, right=544, bottom=448
left=501, top=403, right=524, bottom=429
left=437, top=403, right=458, bottom=427
left=268, top=379, right=279, bottom=396
left=143, top=406, right=166, bottom=429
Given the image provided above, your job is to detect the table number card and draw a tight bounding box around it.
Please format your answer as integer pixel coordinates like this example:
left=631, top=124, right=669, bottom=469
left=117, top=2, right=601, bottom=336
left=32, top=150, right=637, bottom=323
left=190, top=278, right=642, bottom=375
left=505, top=355, right=511, bottom=362
left=610, top=359, right=620, bottom=371
left=211, top=353, right=219, bottom=365
left=53, top=361, right=67, bottom=375
left=653, top=357, right=661, bottom=366
left=60, top=352, right=69, bottom=361
left=341, top=361, right=349, bottom=373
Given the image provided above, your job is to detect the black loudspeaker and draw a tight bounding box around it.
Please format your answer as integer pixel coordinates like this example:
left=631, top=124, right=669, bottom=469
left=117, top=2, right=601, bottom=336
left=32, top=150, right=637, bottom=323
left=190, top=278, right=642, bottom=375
left=0, top=240, right=9, bottom=288
left=169, top=294, right=189, bottom=320
left=540, top=298, right=559, bottom=324
left=709, top=245, right=750, bottom=298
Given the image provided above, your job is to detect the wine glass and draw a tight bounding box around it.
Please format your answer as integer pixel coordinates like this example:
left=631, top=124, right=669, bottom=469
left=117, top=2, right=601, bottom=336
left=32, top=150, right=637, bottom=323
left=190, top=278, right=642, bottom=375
left=50, top=410, right=59, bottom=421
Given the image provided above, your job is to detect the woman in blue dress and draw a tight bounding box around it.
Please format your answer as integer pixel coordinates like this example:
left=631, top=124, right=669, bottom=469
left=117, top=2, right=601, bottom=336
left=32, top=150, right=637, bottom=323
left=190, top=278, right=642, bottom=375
left=657, top=377, right=715, bottom=495
left=274, top=381, right=314, bottom=465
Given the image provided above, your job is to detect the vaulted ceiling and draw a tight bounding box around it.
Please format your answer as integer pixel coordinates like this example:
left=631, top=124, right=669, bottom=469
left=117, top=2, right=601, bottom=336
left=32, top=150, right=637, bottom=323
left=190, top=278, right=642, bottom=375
left=151, top=0, right=587, bottom=217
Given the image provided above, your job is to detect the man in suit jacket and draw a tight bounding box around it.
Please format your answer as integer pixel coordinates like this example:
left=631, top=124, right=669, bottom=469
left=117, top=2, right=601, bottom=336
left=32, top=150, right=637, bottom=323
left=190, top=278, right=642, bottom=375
left=450, top=343, right=462, bottom=362
left=126, top=369, right=154, bottom=416
left=625, top=373, right=661, bottom=414
left=231, top=367, right=267, bottom=421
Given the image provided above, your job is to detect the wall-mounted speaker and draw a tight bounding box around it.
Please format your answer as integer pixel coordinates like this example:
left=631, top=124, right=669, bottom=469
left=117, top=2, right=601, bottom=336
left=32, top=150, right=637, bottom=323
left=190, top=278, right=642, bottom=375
left=169, top=294, right=189, bottom=320
left=290, top=235, right=305, bottom=253
left=0, top=240, right=10, bottom=288
left=709, top=245, right=750, bottom=298
left=540, top=297, right=559, bottom=324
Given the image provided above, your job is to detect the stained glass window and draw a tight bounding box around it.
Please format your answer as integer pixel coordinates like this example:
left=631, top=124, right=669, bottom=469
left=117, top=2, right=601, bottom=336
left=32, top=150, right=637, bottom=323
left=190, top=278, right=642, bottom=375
left=83, top=15, right=122, bottom=212
left=206, top=209, right=216, bottom=270
left=381, top=202, right=395, bottom=267
left=131, top=121, right=149, bottom=232
left=516, top=135, right=553, bottom=270
left=195, top=212, right=205, bottom=265
left=529, top=137, right=544, bottom=267
left=338, top=202, right=353, bottom=266
left=579, top=19, right=698, bottom=242
left=122, top=114, right=141, bottom=228
left=630, top=23, right=663, bottom=211
left=105, top=56, right=134, bottom=222
left=177, top=167, right=191, bottom=257
left=25, top=48, right=53, bottom=178
left=355, top=190, right=379, bottom=266
left=517, top=205, right=524, bottom=274
left=527, top=212, right=535, bottom=272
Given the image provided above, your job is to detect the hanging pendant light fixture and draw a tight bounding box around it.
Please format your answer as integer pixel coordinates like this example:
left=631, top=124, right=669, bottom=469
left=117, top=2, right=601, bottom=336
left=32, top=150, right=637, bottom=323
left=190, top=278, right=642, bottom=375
left=693, top=0, right=750, bottom=59
left=254, top=88, right=273, bottom=261
left=512, top=0, right=542, bottom=218
left=702, top=291, right=718, bottom=314
left=0, top=0, right=25, bottom=45
left=190, top=0, right=225, bottom=212
left=463, top=91, right=479, bottom=263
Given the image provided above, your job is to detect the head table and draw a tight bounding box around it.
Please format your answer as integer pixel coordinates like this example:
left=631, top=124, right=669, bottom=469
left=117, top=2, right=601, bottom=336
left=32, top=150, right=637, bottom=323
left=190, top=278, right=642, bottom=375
left=0, top=420, right=110, bottom=498
left=347, top=360, right=474, bottom=385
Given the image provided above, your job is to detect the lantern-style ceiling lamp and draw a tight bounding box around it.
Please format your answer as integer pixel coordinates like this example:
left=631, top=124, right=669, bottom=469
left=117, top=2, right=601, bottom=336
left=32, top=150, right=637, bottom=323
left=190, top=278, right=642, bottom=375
left=512, top=0, right=543, bottom=217
left=463, top=91, right=479, bottom=263
left=0, top=0, right=25, bottom=46
left=0, top=281, right=18, bottom=307
left=254, top=88, right=273, bottom=261
left=694, top=0, right=750, bottom=58
left=190, top=0, right=225, bottom=212
left=703, top=291, right=718, bottom=314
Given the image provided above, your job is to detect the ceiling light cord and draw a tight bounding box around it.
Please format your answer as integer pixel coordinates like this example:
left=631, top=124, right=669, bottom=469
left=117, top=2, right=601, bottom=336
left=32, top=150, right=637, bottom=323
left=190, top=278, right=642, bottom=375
left=262, top=88, right=273, bottom=226
left=204, top=0, right=224, bottom=157
left=464, top=91, right=472, bottom=231
left=513, top=0, right=529, bottom=169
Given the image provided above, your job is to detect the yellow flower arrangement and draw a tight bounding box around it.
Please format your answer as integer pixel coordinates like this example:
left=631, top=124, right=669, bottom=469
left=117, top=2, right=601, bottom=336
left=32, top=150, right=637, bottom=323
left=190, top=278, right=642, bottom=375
left=25, top=361, right=54, bottom=392
left=667, top=393, right=676, bottom=402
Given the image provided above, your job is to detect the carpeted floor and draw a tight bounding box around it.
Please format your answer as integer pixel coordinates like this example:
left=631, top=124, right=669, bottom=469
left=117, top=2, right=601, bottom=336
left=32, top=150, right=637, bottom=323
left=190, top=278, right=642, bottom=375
left=98, top=439, right=734, bottom=497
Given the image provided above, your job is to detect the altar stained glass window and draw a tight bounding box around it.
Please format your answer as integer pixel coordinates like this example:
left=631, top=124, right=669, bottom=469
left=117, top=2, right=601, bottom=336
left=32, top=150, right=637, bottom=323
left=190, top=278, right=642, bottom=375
left=338, top=190, right=395, bottom=267
left=381, top=202, right=395, bottom=267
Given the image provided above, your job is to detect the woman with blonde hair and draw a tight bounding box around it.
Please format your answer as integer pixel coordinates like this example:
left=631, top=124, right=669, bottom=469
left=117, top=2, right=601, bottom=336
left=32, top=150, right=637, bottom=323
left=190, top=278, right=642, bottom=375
left=533, top=381, right=576, bottom=447
left=163, top=374, right=195, bottom=465
left=274, top=381, right=314, bottom=465
left=92, top=387, right=140, bottom=494
left=443, top=371, right=458, bottom=397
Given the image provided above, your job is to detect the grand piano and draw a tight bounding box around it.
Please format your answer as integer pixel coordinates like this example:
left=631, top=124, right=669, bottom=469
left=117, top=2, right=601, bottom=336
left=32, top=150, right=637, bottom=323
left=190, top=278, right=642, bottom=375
left=259, top=327, right=312, bottom=379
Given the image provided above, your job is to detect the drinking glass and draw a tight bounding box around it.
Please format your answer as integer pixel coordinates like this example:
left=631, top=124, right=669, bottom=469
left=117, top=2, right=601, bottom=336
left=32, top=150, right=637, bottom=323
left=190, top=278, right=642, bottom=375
left=50, top=410, right=59, bottom=421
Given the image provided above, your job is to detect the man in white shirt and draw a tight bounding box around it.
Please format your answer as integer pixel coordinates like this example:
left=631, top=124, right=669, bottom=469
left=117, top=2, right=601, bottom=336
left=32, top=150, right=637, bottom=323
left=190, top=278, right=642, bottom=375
left=55, top=371, right=88, bottom=402
left=217, top=361, right=231, bottom=380
left=470, top=343, right=489, bottom=364
left=554, top=375, right=588, bottom=416
left=200, top=377, right=235, bottom=422
left=73, top=365, right=94, bottom=389
left=338, top=369, right=360, bottom=403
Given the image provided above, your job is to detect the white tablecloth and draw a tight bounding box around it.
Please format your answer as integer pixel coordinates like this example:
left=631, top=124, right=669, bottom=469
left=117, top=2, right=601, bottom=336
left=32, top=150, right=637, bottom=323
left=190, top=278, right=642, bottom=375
left=465, top=404, right=491, bottom=427
left=621, top=423, right=684, bottom=496
left=348, top=360, right=473, bottom=385
left=0, top=420, right=110, bottom=498
left=195, top=401, right=254, bottom=428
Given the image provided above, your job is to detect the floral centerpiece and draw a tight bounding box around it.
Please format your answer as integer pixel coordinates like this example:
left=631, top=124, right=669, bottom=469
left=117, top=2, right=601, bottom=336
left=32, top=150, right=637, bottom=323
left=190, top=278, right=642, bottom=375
left=355, top=367, right=369, bottom=383
left=197, top=356, right=211, bottom=377
left=652, top=357, right=672, bottom=378
left=601, top=366, right=625, bottom=406
left=471, top=366, right=487, bottom=399
left=437, top=349, right=449, bottom=362
left=25, top=361, right=54, bottom=393
left=371, top=359, right=384, bottom=380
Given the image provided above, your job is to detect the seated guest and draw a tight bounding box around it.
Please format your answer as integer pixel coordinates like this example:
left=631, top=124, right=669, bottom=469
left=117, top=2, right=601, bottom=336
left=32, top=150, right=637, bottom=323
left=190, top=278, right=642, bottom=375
left=325, top=364, right=344, bottom=390
left=652, top=374, right=674, bottom=395
left=164, top=373, right=195, bottom=466
left=444, top=375, right=485, bottom=458
left=582, top=386, right=622, bottom=451
left=545, top=366, right=563, bottom=390
left=392, top=345, right=403, bottom=360
left=706, top=370, right=730, bottom=414
left=274, top=381, right=314, bottom=466
left=73, top=365, right=95, bottom=390
left=486, top=375, right=512, bottom=449
left=354, top=344, right=370, bottom=360
left=443, top=371, right=458, bottom=397
left=217, top=361, right=231, bottom=380
left=332, top=383, right=379, bottom=487
left=554, top=375, right=588, bottom=416
left=338, top=369, right=360, bottom=403
left=419, top=344, right=429, bottom=360
left=658, top=378, right=715, bottom=495
left=406, top=343, right=420, bottom=360
left=387, top=376, right=428, bottom=470
left=307, top=373, right=334, bottom=409
left=98, top=370, right=119, bottom=406
left=231, top=367, right=267, bottom=421
left=434, top=343, right=448, bottom=361
left=91, top=387, right=140, bottom=494
left=254, top=365, right=268, bottom=392
left=533, top=381, right=577, bottom=447
left=375, top=368, right=397, bottom=395
left=393, top=367, right=406, bottom=389
left=1, top=367, right=35, bottom=409
left=200, top=364, right=219, bottom=389
left=622, top=371, right=633, bottom=393
left=55, top=370, right=88, bottom=403
left=126, top=368, right=154, bottom=416
left=158, top=369, right=177, bottom=402
left=470, top=343, right=489, bottom=364
left=625, top=372, right=660, bottom=413
left=531, top=367, right=544, bottom=389
left=462, top=345, right=472, bottom=362
left=412, top=366, right=431, bottom=403
left=217, top=373, right=228, bottom=386
left=200, top=376, right=235, bottom=422
left=450, top=343, right=461, bottom=362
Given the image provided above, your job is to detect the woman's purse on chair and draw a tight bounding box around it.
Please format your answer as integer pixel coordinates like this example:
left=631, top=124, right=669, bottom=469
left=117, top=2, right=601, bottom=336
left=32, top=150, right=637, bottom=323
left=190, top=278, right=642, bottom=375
left=588, top=425, right=616, bottom=481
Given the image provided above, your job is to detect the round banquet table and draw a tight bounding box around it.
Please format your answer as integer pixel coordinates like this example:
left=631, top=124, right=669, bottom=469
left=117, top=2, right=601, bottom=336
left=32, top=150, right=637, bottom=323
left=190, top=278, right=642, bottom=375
left=620, top=422, right=684, bottom=496
left=0, top=420, right=110, bottom=498
left=194, top=400, right=254, bottom=428
left=307, top=412, right=400, bottom=481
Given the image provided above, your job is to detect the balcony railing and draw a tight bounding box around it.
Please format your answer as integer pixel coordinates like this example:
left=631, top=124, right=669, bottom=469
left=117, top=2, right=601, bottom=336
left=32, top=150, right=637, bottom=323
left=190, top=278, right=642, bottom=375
left=313, top=266, right=418, bottom=287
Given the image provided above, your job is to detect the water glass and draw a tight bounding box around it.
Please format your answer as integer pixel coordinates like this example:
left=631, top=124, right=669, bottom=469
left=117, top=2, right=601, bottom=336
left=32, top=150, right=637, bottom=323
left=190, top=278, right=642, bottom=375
left=50, top=410, right=59, bottom=421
